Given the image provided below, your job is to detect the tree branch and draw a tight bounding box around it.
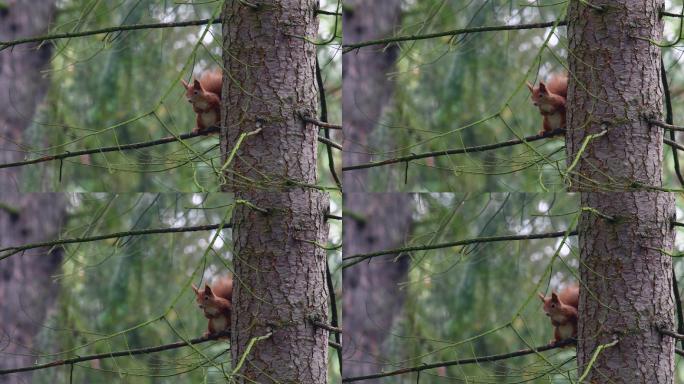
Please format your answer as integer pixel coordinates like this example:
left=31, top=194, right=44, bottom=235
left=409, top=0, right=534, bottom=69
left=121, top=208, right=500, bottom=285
left=0, top=10, right=338, bottom=51
left=342, top=21, right=567, bottom=53
left=0, top=19, right=219, bottom=51
left=342, top=230, right=577, bottom=268
left=0, top=223, right=227, bottom=260
left=315, top=57, right=342, bottom=190
left=302, top=116, right=342, bottom=130
left=0, top=127, right=338, bottom=170
left=0, top=331, right=231, bottom=375
left=341, top=339, right=575, bottom=382
left=342, top=129, right=564, bottom=171
left=650, top=120, right=684, bottom=132
left=0, top=128, right=220, bottom=169
left=317, top=136, right=343, bottom=150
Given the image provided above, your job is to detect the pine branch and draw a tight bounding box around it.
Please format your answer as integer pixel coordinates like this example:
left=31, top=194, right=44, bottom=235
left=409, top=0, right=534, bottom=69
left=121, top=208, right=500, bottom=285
left=342, top=21, right=567, bottom=53
left=0, top=128, right=220, bottom=169
left=341, top=339, right=576, bottom=382
left=317, top=136, right=342, bottom=150
left=0, top=224, right=227, bottom=260
left=0, top=127, right=339, bottom=169
left=0, top=331, right=231, bottom=375
left=314, top=57, right=342, bottom=190
left=650, top=120, right=684, bottom=132
left=0, top=9, right=339, bottom=51
left=342, top=230, right=577, bottom=268
left=302, top=116, right=342, bottom=130
left=342, top=129, right=564, bottom=171
left=0, top=19, right=219, bottom=51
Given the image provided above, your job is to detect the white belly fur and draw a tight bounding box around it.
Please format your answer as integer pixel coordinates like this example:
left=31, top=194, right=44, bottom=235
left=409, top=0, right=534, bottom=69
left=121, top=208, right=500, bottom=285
left=557, top=323, right=574, bottom=339
left=212, top=316, right=228, bottom=332
left=200, top=110, right=218, bottom=127
left=546, top=113, right=563, bottom=130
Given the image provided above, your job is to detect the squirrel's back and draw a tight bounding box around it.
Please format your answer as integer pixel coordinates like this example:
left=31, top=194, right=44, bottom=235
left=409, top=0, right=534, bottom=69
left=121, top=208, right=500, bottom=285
left=199, top=70, right=223, bottom=97
left=558, top=283, right=579, bottom=308
left=212, top=276, right=233, bottom=302
left=545, top=74, right=568, bottom=98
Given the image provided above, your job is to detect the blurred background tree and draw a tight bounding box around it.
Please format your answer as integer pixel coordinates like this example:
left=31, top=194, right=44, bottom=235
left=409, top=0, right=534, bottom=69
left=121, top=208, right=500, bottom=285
left=4, top=0, right=340, bottom=192
left=0, top=193, right=341, bottom=383
left=342, top=0, right=684, bottom=192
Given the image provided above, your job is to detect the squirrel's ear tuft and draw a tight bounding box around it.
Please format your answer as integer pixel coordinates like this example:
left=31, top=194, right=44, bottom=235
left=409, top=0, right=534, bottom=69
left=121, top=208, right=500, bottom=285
left=526, top=81, right=535, bottom=93
left=204, top=285, right=214, bottom=296
left=181, top=79, right=190, bottom=89
left=551, top=292, right=559, bottom=302
left=538, top=292, right=546, bottom=302
left=538, top=82, right=547, bottom=94
left=191, top=284, right=200, bottom=294
left=193, top=79, right=203, bottom=91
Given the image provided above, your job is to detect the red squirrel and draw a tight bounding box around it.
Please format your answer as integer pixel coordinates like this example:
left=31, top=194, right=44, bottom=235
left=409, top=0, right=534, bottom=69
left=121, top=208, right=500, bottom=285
left=526, top=74, right=568, bottom=136
left=192, top=275, right=233, bottom=338
left=538, top=283, right=579, bottom=345
left=181, top=70, right=222, bottom=134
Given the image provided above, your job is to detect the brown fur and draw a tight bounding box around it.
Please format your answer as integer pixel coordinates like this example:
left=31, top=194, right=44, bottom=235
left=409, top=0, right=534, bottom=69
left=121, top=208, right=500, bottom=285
left=538, top=283, right=579, bottom=345
left=192, top=276, right=233, bottom=338
left=181, top=69, right=223, bottom=134
left=526, top=74, right=568, bottom=135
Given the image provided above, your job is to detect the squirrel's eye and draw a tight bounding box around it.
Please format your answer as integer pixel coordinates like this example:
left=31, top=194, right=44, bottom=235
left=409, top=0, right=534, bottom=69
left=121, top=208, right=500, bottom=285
left=194, top=91, right=199, bottom=95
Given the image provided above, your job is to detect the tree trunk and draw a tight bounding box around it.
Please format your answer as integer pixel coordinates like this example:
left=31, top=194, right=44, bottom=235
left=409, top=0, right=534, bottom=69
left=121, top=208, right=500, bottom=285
left=0, top=2, right=66, bottom=384
left=0, top=194, right=66, bottom=384
left=221, top=0, right=319, bottom=187
left=342, top=193, right=412, bottom=380
left=230, top=191, right=329, bottom=382
left=0, top=0, right=55, bottom=189
left=566, top=1, right=675, bottom=382
left=566, top=1, right=664, bottom=190
left=220, top=1, right=329, bottom=382
left=342, top=0, right=401, bottom=191
left=577, top=192, right=674, bottom=382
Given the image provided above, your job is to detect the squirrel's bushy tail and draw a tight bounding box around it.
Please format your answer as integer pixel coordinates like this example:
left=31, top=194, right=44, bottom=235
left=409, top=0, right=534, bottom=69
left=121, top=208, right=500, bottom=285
left=546, top=74, right=568, bottom=98
left=212, top=276, right=233, bottom=301
left=199, top=70, right=223, bottom=97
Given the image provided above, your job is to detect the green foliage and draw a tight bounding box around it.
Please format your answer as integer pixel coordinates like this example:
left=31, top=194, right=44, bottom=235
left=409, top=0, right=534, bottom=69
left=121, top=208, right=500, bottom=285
left=28, top=191, right=341, bottom=382
left=21, top=0, right=341, bottom=192
left=355, top=0, right=684, bottom=192
left=380, top=193, right=580, bottom=383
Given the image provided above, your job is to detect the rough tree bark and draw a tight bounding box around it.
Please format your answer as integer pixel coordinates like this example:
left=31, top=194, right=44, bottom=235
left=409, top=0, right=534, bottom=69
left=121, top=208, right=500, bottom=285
left=566, top=1, right=664, bottom=190
left=342, top=193, right=412, bottom=380
left=220, top=1, right=330, bottom=382
left=342, top=0, right=401, bottom=192
left=577, top=193, right=674, bottom=382
left=0, top=2, right=66, bottom=384
left=567, top=1, right=675, bottom=382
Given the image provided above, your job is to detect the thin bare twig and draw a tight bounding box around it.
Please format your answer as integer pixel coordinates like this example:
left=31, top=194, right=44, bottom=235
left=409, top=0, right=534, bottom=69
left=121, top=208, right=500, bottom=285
left=342, top=230, right=577, bottom=268
left=342, top=339, right=575, bottom=382
left=0, top=331, right=231, bottom=375
left=342, top=129, right=564, bottom=171
left=0, top=224, right=226, bottom=260
left=342, top=21, right=567, bottom=53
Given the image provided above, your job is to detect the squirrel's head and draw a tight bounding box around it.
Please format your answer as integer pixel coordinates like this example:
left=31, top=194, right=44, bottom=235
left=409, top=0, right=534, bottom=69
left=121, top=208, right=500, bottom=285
left=538, top=291, right=561, bottom=316
left=526, top=81, right=549, bottom=107
left=192, top=284, right=216, bottom=310
left=181, top=79, right=207, bottom=104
